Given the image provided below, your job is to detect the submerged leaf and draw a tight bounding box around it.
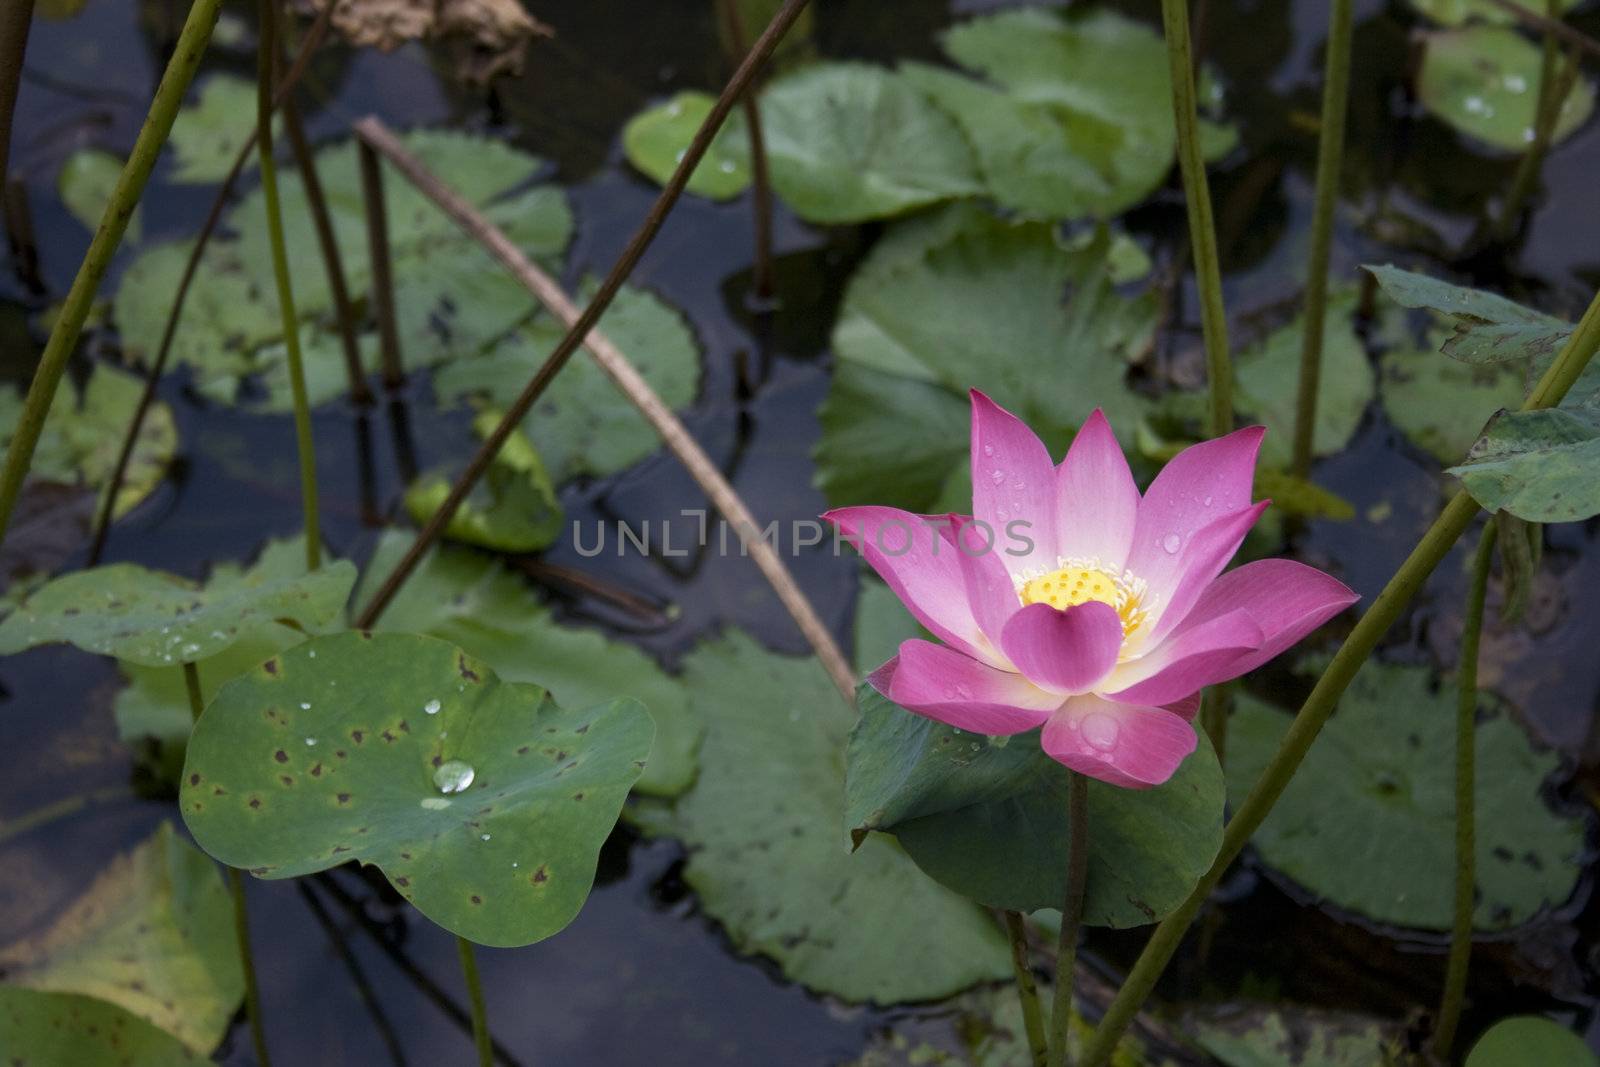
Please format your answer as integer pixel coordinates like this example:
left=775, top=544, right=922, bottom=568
left=166, top=75, right=266, bottom=184
left=1227, top=663, right=1584, bottom=930
left=0, top=822, right=241, bottom=1053
left=846, top=688, right=1225, bottom=926
left=180, top=631, right=653, bottom=947
left=1418, top=26, right=1595, bottom=152
left=1448, top=405, right=1600, bottom=522
left=760, top=62, right=983, bottom=223
left=1366, top=265, right=1572, bottom=365
left=404, top=411, right=563, bottom=552
left=356, top=533, right=700, bottom=796
left=632, top=632, right=1011, bottom=1003
left=622, top=90, right=752, bottom=200
left=0, top=555, right=355, bottom=667
left=0, top=988, right=205, bottom=1065
left=1379, top=333, right=1526, bottom=463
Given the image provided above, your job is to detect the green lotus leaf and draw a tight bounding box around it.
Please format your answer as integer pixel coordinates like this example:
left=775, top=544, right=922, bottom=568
left=1448, top=405, right=1600, bottom=523
left=622, top=90, right=752, bottom=200
left=404, top=411, right=563, bottom=553
left=1418, top=26, right=1595, bottom=152
left=1466, top=1016, right=1598, bottom=1067
left=0, top=987, right=205, bottom=1065
left=1367, top=265, right=1572, bottom=365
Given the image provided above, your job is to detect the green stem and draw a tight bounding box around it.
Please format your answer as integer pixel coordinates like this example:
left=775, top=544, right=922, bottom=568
left=1160, top=0, right=1231, bottom=438
left=1432, top=523, right=1497, bottom=1059
left=1047, top=773, right=1089, bottom=1067
left=1199, top=683, right=1231, bottom=767
left=1003, top=912, right=1049, bottom=1067
left=256, top=0, right=320, bottom=570
left=1496, top=17, right=1576, bottom=243
left=0, top=0, right=222, bottom=541
left=185, top=662, right=272, bottom=1067
left=1081, top=284, right=1600, bottom=1067
left=457, top=936, right=493, bottom=1067
left=1290, top=0, right=1354, bottom=478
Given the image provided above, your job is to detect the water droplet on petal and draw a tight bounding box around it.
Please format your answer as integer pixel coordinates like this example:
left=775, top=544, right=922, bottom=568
left=433, top=760, right=475, bottom=794
left=983, top=444, right=994, bottom=457
left=1081, top=713, right=1120, bottom=752
left=1202, top=495, right=1213, bottom=507
left=424, top=699, right=441, bottom=715
left=1161, top=533, right=1181, bottom=554
left=990, top=469, right=1006, bottom=485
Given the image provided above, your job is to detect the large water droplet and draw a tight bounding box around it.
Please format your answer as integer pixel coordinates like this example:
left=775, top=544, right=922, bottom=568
left=1081, top=713, right=1120, bottom=752
left=1161, top=532, right=1181, bottom=554
left=424, top=699, right=441, bottom=716
left=304, top=737, right=317, bottom=747
left=433, top=760, right=475, bottom=794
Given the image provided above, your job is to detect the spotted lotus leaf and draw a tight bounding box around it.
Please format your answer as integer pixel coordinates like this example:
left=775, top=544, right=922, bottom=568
left=179, top=631, right=654, bottom=947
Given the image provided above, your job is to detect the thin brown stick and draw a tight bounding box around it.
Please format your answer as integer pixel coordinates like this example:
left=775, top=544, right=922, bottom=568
left=281, top=92, right=371, bottom=405
left=86, top=0, right=337, bottom=565
left=717, top=0, right=774, bottom=301
left=352, top=111, right=854, bottom=701
left=358, top=138, right=404, bottom=389
left=0, top=0, right=34, bottom=198
left=1481, top=0, right=1600, bottom=62
left=348, top=0, right=815, bottom=621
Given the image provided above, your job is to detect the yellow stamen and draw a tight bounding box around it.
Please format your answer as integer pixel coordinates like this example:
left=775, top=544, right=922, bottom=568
left=1018, top=558, right=1151, bottom=645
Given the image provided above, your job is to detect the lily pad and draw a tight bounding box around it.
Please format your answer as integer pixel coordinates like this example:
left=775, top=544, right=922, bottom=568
left=404, top=410, right=563, bottom=552
left=1235, top=291, right=1375, bottom=469
left=1379, top=332, right=1526, bottom=463
left=356, top=532, right=700, bottom=797
left=846, top=689, right=1226, bottom=926
left=1448, top=405, right=1600, bottom=522
left=816, top=204, right=1155, bottom=511
left=1466, top=1016, right=1598, bottom=1067
left=1366, top=265, right=1572, bottom=365
left=1227, top=662, right=1584, bottom=930
left=180, top=630, right=654, bottom=947
left=0, top=555, right=356, bottom=668
left=760, top=62, right=984, bottom=223
left=1418, top=26, right=1595, bottom=152
left=631, top=631, right=1011, bottom=1003
left=58, top=147, right=141, bottom=242
left=0, top=988, right=205, bottom=1066
left=433, top=279, right=702, bottom=484
left=622, top=90, right=752, bottom=200
left=166, top=74, right=267, bottom=184
left=0, top=822, right=242, bottom=1053
left=0, top=363, right=177, bottom=521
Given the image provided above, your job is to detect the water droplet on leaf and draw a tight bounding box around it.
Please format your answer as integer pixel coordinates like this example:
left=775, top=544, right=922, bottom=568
left=424, top=699, right=441, bottom=715
left=433, top=760, right=476, bottom=794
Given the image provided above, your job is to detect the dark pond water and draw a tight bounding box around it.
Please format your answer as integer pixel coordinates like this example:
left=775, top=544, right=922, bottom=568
left=3, top=0, right=1600, bottom=1062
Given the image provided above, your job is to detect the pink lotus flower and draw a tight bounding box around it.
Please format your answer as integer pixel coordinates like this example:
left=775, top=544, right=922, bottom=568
left=825, top=391, right=1359, bottom=789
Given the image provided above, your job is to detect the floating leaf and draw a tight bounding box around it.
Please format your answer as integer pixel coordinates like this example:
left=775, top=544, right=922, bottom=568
left=1465, top=1016, right=1598, bottom=1067
left=0, top=988, right=205, bottom=1065
left=817, top=205, right=1155, bottom=512
left=632, top=632, right=1011, bottom=1003
left=404, top=411, right=563, bottom=552
left=0, top=555, right=355, bottom=667
left=760, top=62, right=983, bottom=223
left=58, top=148, right=140, bottom=242
left=1418, top=26, right=1595, bottom=152
left=1235, top=291, right=1375, bottom=469
left=0, top=363, right=177, bottom=521
left=166, top=75, right=268, bottom=184
left=1188, top=1003, right=1401, bottom=1067
left=180, top=630, right=653, bottom=947
left=1408, top=0, right=1582, bottom=28
left=434, top=279, right=702, bottom=484
left=1366, top=265, right=1572, bottom=365
left=1379, top=333, right=1526, bottom=463
left=1227, top=663, right=1584, bottom=930
left=846, top=689, right=1225, bottom=926
left=356, top=532, right=700, bottom=797
left=621, top=90, right=752, bottom=200
left=1448, top=405, right=1600, bottom=522
left=0, top=822, right=242, bottom=1053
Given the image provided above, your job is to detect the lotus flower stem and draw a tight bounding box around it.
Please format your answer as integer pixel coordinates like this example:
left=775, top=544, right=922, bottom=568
left=1159, top=0, right=1231, bottom=439
left=185, top=662, right=273, bottom=1067
left=254, top=0, right=322, bottom=571
left=0, top=0, right=223, bottom=544
left=1082, top=285, right=1600, bottom=1067
left=1047, top=773, right=1089, bottom=1067
left=1290, top=0, right=1353, bottom=479
left=716, top=0, right=775, bottom=302
left=457, top=936, right=493, bottom=1067
left=1495, top=22, right=1578, bottom=243
left=85, top=0, right=339, bottom=565
left=1002, top=911, right=1049, bottom=1067
left=1432, top=522, right=1497, bottom=1059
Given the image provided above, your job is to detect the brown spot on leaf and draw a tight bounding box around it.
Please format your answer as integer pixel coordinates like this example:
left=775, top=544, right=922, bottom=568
left=248, top=796, right=262, bottom=809
left=310, top=763, right=323, bottom=777
left=337, top=793, right=351, bottom=805
left=530, top=865, right=549, bottom=885
left=188, top=773, right=201, bottom=786
left=470, top=894, right=482, bottom=905
left=457, top=652, right=480, bottom=682
left=279, top=775, right=295, bottom=787
left=274, top=749, right=289, bottom=763
left=263, top=659, right=279, bottom=675
left=351, top=730, right=365, bottom=744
